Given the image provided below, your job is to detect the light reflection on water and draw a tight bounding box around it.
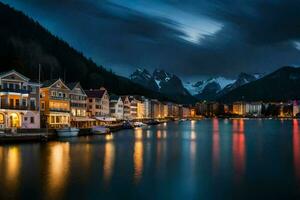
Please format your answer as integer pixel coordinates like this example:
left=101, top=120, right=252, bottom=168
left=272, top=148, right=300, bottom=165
left=134, top=128, right=143, bottom=184
left=293, top=119, right=300, bottom=185
left=47, top=142, right=70, bottom=199
left=103, top=136, right=115, bottom=186
left=232, top=119, right=246, bottom=183
left=0, top=119, right=300, bottom=199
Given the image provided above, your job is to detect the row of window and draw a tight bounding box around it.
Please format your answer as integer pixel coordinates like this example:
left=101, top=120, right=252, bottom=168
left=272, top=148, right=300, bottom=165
left=70, top=103, right=87, bottom=108
left=0, top=114, right=35, bottom=124
left=1, top=98, right=36, bottom=108
left=70, top=95, right=86, bottom=101
left=50, top=116, right=69, bottom=124
left=0, top=83, right=36, bottom=93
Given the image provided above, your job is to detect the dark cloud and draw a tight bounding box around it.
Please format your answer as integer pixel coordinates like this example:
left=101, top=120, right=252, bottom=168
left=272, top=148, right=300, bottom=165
left=2, top=0, right=300, bottom=79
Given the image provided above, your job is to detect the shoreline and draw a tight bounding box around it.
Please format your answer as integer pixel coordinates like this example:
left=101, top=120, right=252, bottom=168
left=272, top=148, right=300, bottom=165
left=0, top=117, right=299, bottom=143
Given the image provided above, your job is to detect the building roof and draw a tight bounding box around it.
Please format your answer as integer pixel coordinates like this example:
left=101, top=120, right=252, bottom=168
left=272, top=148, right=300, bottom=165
left=121, top=96, right=129, bottom=102
left=85, top=89, right=106, bottom=98
left=0, top=69, right=30, bottom=81
left=66, top=82, right=78, bottom=90
left=41, top=78, right=70, bottom=90
left=41, top=79, right=59, bottom=88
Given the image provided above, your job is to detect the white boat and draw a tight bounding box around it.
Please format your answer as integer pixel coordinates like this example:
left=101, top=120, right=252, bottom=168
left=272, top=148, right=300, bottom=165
left=56, top=127, right=79, bottom=137
left=91, top=126, right=110, bottom=135
left=133, top=122, right=146, bottom=127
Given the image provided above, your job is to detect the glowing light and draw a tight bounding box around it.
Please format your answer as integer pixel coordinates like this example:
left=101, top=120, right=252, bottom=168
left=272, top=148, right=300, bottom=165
left=191, top=131, right=196, bottom=140
left=232, top=120, right=246, bottom=182
left=135, top=129, right=143, bottom=140
left=293, top=119, right=300, bottom=184
left=133, top=140, right=143, bottom=184
left=157, top=130, right=162, bottom=139
left=6, top=147, right=21, bottom=188
left=48, top=142, right=70, bottom=198
left=163, top=131, right=167, bottom=139
left=212, top=119, right=220, bottom=175
left=103, top=141, right=115, bottom=185
left=105, top=134, right=114, bottom=141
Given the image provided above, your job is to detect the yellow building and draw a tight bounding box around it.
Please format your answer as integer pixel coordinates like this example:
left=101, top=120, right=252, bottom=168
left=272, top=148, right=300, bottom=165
left=232, top=102, right=246, bottom=115
left=40, top=79, right=71, bottom=128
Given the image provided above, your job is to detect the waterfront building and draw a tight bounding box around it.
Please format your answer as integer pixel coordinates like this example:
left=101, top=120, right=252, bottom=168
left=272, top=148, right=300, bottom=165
left=85, top=87, right=110, bottom=117
left=0, top=70, right=40, bottom=129
left=167, top=103, right=179, bottom=118
left=278, top=102, right=293, bottom=117
left=232, top=101, right=262, bottom=116
left=160, top=103, right=168, bottom=118
left=134, top=96, right=146, bottom=119
left=248, top=102, right=262, bottom=116
left=182, top=106, right=191, bottom=118
left=143, top=98, right=151, bottom=119
left=67, top=82, right=92, bottom=128
left=110, top=94, right=124, bottom=120
left=40, top=79, right=70, bottom=128
left=195, top=102, right=207, bottom=116
left=129, top=96, right=138, bottom=119
left=232, top=102, right=247, bottom=115
left=190, top=108, right=196, bottom=117
left=293, top=100, right=300, bottom=117
left=121, top=96, right=131, bottom=120
left=151, top=99, right=160, bottom=119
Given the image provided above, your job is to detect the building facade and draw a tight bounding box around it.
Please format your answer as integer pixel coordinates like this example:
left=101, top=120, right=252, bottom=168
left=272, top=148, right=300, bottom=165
left=293, top=100, right=300, bottom=117
left=40, top=79, right=71, bottom=128
left=0, top=70, right=40, bottom=129
left=232, top=101, right=262, bottom=116
left=129, top=96, right=138, bottom=119
left=122, top=96, right=131, bottom=120
left=110, top=95, right=124, bottom=120
left=68, top=82, right=91, bottom=127
left=86, top=87, right=110, bottom=117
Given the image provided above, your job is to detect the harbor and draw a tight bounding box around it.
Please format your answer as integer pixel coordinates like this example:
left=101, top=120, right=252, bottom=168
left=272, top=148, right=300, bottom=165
left=0, top=118, right=181, bottom=142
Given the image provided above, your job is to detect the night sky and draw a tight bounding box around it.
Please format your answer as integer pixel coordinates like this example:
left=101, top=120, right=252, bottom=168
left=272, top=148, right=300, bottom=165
left=2, top=0, right=300, bottom=81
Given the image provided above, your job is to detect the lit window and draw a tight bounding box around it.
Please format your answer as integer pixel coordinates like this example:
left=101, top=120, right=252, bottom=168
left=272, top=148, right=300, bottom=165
left=0, top=114, right=4, bottom=124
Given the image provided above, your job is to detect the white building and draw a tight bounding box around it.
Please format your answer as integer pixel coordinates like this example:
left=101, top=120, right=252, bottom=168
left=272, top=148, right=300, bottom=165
left=0, top=70, right=40, bottom=129
left=110, top=95, right=124, bottom=120
left=232, top=101, right=262, bottom=116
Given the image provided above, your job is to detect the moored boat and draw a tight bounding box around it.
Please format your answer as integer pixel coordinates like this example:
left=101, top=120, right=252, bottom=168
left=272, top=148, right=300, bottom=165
left=123, top=121, right=134, bottom=129
left=91, top=126, right=110, bottom=135
left=146, top=120, right=160, bottom=125
left=56, top=127, right=79, bottom=137
left=133, top=122, right=146, bottom=127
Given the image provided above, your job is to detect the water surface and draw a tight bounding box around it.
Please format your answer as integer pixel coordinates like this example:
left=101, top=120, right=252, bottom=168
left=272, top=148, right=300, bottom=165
left=0, top=119, right=300, bottom=199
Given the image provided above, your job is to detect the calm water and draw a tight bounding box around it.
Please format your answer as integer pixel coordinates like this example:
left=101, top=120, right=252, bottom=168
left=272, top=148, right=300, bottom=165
left=1, top=119, right=300, bottom=199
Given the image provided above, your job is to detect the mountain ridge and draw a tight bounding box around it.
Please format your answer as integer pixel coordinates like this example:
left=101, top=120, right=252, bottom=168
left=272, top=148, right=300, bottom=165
left=0, top=2, right=185, bottom=103
left=219, top=66, right=300, bottom=102
left=130, top=68, right=195, bottom=103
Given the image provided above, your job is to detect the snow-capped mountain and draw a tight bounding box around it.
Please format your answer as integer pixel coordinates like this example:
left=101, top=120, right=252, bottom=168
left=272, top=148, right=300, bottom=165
left=130, top=68, right=263, bottom=101
left=130, top=68, right=159, bottom=91
left=218, top=73, right=264, bottom=96
left=183, top=77, right=235, bottom=96
left=130, top=68, right=194, bottom=103
left=184, top=73, right=263, bottom=100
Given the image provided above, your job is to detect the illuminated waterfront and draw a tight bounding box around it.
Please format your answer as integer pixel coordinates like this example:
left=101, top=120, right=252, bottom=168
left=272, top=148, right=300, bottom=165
left=0, top=120, right=300, bottom=199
